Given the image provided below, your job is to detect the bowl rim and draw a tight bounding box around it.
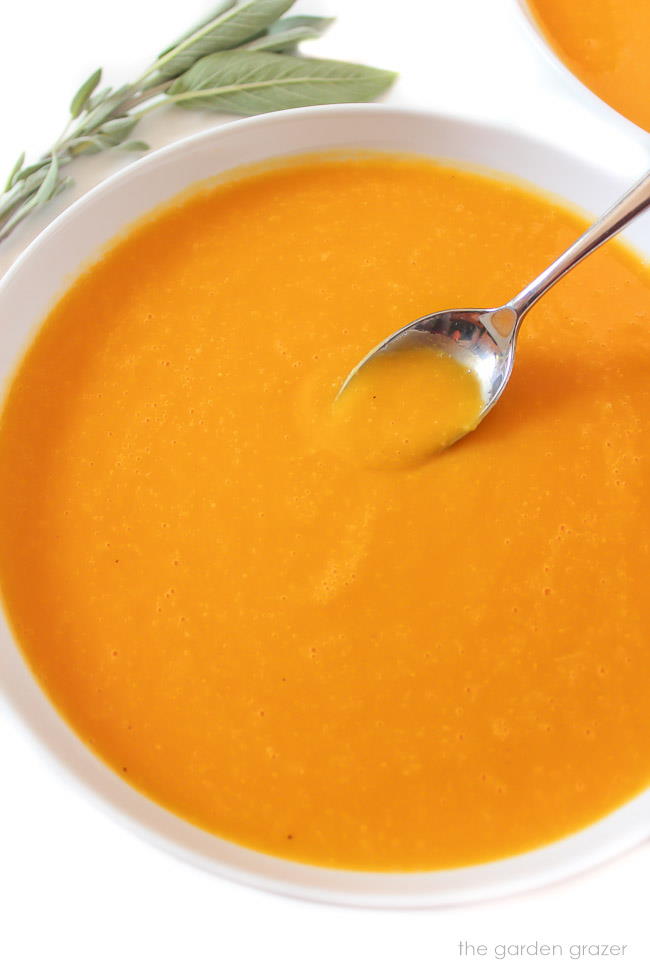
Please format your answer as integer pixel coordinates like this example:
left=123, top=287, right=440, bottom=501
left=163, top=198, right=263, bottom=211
left=1, top=102, right=649, bottom=909
left=512, top=0, right=650, bottom=142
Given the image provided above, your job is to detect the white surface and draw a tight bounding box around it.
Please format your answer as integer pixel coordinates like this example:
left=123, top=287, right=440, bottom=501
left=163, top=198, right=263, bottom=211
left=1, top=0, right=649, bottom=971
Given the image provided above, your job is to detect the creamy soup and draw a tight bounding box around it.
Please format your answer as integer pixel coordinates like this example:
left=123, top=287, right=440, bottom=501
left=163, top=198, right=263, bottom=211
left=528, top=0, right=650, bottom=131
left=330, top=344, right=483, bottom=468
left=1, top=155, right=649, bottom=871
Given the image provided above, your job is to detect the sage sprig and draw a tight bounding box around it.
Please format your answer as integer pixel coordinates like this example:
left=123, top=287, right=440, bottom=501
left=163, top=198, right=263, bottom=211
left=0, top=0, right=396, bottom=243
left=148, top=0, right=297, bottom=80
left=166, top=51, right=395, bottom=114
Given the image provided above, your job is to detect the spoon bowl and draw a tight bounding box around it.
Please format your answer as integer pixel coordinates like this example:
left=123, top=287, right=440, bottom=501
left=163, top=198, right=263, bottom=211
left=339, top=305, right=518, bottom=428
left=340, top=170, right=650, bottom=439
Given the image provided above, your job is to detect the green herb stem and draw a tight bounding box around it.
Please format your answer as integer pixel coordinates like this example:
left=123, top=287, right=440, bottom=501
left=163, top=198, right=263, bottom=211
left=0, top=0, right=395, bottom=243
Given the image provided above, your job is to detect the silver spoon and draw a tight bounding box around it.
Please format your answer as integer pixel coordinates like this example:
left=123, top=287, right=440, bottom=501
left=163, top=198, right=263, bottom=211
left=339, top=170, right=650, bottom=436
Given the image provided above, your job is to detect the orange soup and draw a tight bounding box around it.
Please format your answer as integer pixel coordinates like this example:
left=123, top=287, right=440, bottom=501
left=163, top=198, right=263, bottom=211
left=330, top=344, right=484, bottom=468
left=528, top=0, right=650, bottom=131
left=1, top=155, right=650, bottom=871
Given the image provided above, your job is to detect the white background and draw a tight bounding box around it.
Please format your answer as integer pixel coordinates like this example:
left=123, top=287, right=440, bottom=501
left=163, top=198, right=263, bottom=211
left=1, top=2, right=649, bottom=973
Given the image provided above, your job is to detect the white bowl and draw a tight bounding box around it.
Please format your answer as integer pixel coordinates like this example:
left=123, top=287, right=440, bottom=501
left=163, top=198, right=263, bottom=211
left=1, top=104, right=649, bottom=908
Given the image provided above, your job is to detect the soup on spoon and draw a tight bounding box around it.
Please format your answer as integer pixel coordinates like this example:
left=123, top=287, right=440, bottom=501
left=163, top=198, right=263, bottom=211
left=330, top=343, right=483, bottom=468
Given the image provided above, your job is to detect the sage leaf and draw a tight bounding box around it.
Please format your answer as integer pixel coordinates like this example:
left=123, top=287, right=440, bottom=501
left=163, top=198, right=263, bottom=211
left=97, top=116, right=139, bottom=145
left=70, top=67, right=102, bottom=119
left=269, top=15, right=334, bottom=38
left=69, top=136, right=111, bottom=156
left=33, top=156, right=59, bottom=206
left=99, top=116, right=137, bottom=134
left=0, top=191, right=25, bottom=224
left=87, top=86, right=113, bottom=110
left=269, top=14, right=334, bottom=34
left=48, top=176, right=75, bottom=204
left=120, top=140, right=150, bottom=152
left=78, top=85, right=133, bottom=133
left=154, top=0, right=297, bottom=80
left=13, top=159, right=52, bottom=182
left=0, top=196, right=42, bottom=240
left=0, top=167, right=53, bottom=221
left=0, top=173, right=70, bottom=241
left=168, top=50, right=397, bottom=115
left=4, top=151, right=25, bottom=192
left=243, top=16, right=334, bottom=52
left=158, top=1, right=236, bottom=58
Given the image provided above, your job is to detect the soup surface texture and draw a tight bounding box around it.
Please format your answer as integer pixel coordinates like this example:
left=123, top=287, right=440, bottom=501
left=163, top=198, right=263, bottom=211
left=1, top=155, right=650, bottom=871
left=528, top=0, right=650, bottom=131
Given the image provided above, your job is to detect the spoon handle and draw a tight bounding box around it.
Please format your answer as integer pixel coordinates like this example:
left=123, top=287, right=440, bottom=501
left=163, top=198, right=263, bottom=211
left=509, top=169, right=650, bottom=319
